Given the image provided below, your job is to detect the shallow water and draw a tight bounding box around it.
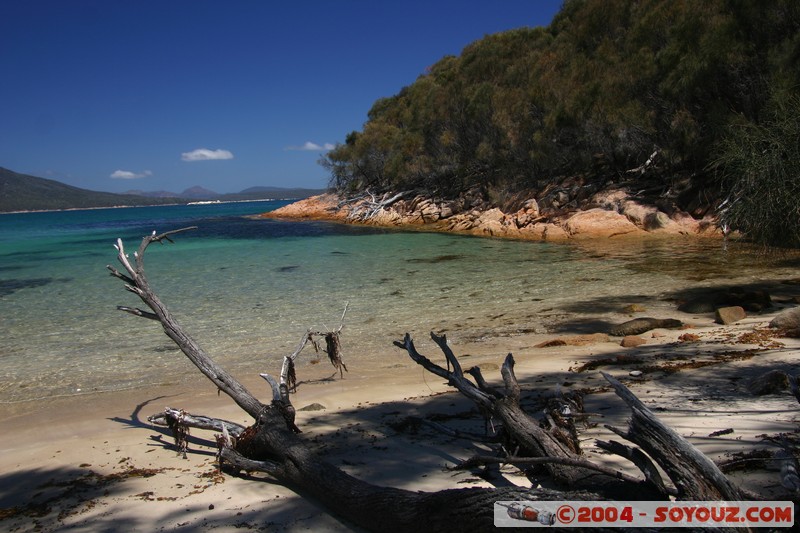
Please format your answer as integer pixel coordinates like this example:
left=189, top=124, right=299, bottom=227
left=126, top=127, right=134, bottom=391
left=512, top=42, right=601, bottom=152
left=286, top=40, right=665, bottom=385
left=2, top=201, right=799, bottom=404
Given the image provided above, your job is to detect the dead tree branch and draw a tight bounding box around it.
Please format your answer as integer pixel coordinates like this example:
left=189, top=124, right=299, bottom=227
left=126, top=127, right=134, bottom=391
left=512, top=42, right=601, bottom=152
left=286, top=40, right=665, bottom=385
left=108, top=227, right=264, bottom=418
left=600, top=371, right=747, bottom=501
left=345, top=190, right=411, bottom=221
left=394, top=333, right=630, bottom=490
left=595, top=439, right=674, bottom=498
left=276, top=303, right=349, bottom=391
left=148, top=408, right=247, bottom=438
left=108, top=230, right=769, bottom=532
left=452, top=454, right=647, bottom=487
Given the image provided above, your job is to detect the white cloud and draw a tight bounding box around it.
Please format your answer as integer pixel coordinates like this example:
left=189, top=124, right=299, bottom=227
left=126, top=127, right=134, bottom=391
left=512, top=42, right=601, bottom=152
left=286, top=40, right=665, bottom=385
left=181, top=148, right=234, bottom=161
left=110, top=169, right=152, bottom=179
left=286, top=141, right=336, bottom=151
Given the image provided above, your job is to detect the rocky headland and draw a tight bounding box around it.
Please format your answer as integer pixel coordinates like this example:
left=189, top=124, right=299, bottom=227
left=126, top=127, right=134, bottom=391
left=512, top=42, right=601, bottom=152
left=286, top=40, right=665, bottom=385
left=262, top=185, right=721, bottom=241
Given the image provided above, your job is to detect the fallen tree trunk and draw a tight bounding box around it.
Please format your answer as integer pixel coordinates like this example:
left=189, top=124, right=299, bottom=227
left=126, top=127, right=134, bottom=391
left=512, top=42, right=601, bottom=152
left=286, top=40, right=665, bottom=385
left=112, top=229, right=755, bottom=531
left=600, top=371, right=746, bottom=501
left=393, top=333, right=659, bottom=497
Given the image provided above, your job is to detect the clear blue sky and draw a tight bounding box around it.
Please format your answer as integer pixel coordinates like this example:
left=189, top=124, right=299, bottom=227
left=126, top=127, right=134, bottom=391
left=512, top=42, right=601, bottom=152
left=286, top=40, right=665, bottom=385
left=1, top=1, right=563, bottom=194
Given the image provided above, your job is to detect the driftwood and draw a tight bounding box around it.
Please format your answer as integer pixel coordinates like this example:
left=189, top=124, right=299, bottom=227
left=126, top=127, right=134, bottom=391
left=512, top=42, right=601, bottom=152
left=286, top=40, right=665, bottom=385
left=600, top=371, right=746, bottom=501
left=393, top=333, right=643, bottom=494
left=277, top=306, right=349, bottom=393
left=148, top=408, right=246, bottom=438
left=112, top=229, right=769, bottom=532
left=626, top=148, right=660, bottom=175
left=343, top=190, right=411, bottom=222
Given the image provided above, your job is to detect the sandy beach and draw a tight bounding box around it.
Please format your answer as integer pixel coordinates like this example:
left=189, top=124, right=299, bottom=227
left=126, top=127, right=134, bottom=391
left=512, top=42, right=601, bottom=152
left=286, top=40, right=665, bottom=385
left=2, top=281, right=800, bottom=532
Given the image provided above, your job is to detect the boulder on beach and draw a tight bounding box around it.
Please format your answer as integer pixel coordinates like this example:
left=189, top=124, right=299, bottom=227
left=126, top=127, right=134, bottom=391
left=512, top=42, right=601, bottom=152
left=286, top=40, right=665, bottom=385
left=620, top=335, right=647, bottom=348
left=715, top=306, right=746, bottom=325
left=609, top=317, right=683, bottom=336
left=770, top=306, right=800, bottom=331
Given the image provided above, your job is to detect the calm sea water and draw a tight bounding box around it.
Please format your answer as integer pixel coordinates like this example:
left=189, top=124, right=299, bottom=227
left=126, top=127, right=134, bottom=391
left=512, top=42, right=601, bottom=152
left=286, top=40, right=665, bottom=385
left=2, top=201, right=799, bottom=404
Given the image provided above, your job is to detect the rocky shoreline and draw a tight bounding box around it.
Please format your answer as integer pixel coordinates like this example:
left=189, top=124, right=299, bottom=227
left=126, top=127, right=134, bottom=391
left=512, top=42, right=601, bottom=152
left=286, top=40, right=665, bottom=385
left=262, top=187, right=722, bottom=241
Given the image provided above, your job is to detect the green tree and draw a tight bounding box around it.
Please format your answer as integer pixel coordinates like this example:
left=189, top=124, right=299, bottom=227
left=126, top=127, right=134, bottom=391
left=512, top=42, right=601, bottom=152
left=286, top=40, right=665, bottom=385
left=714, top=92, right=800, bottom=247
left=321, top=0, right=800, bottom=223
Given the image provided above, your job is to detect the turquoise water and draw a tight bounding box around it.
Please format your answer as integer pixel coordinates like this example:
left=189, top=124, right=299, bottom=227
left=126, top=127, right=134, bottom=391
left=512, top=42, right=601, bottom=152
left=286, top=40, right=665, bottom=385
left=2, top=201, right=799, bottom=404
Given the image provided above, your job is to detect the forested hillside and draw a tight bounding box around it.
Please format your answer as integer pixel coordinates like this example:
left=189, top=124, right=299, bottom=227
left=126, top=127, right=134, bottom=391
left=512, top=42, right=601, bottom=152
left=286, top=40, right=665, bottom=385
left=322, top=0, right=800, bottom=242
left=0, top=167, right=180, bottom=212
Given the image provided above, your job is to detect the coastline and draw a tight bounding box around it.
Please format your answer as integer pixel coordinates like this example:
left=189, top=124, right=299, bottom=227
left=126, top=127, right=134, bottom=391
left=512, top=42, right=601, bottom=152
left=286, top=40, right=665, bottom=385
left=259, top=190, right=723, bottom=242
left=3, top=292, right=800, bottom=530
left=0, top=197, right=288, bottom=216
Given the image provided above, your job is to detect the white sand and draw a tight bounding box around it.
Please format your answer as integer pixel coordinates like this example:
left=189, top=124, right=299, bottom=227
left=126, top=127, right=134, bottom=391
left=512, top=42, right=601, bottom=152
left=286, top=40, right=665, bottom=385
left=2, top=305, right=799, bottom=531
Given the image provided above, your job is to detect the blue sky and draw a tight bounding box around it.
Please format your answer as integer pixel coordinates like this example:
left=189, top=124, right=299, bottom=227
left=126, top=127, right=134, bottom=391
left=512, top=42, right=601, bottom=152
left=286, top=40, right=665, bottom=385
left=1, top=1, right=562, bottom=194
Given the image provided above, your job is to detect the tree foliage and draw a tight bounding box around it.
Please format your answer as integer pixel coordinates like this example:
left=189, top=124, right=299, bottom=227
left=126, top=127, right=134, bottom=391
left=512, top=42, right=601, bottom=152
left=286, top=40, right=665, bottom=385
left=715, top=92, right=800, bottom=247
left=321, top=0, right=800, bottom=221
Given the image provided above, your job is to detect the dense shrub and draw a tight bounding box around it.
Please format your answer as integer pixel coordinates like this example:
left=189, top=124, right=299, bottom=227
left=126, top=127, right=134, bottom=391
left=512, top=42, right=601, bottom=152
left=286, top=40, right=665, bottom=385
left=714, top=92, right=800, bottom=247
left=321, top=0, right=800, bottom=246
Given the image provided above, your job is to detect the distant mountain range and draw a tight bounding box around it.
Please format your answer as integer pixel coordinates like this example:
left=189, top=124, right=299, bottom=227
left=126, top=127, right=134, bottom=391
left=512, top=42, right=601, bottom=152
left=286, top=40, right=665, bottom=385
left=0, top=167, right=324, bottom=212
left=124, top=185, right=219, bottom=199
left=123, top=185, right=325, bottom=202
